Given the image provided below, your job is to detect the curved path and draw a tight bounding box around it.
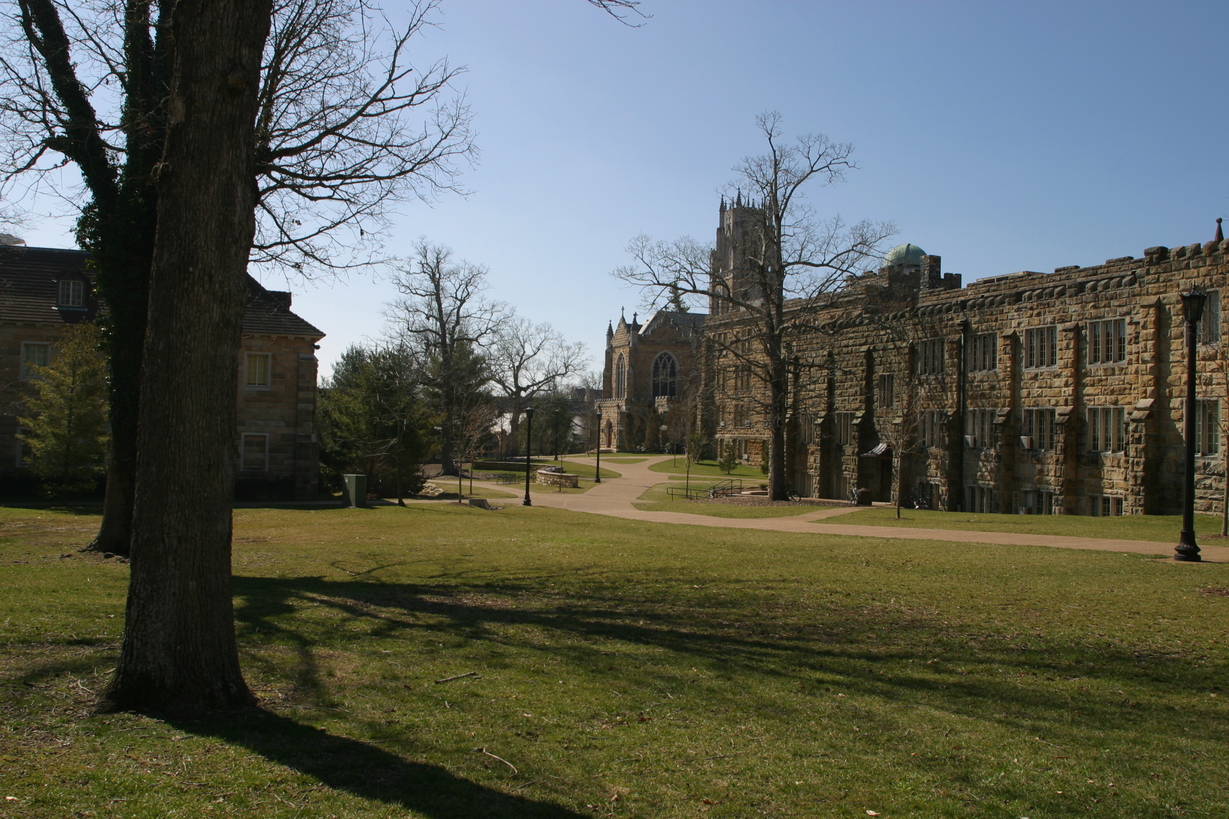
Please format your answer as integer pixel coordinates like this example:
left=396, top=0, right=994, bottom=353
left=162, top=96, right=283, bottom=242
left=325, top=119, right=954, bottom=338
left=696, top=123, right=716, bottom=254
left=477, top=455, right=1229, bottom=562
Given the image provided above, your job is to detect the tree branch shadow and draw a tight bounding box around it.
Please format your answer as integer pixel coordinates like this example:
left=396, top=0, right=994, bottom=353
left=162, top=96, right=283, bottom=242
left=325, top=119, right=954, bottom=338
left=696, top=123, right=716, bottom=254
left=170, top=708, right=588, bottom=819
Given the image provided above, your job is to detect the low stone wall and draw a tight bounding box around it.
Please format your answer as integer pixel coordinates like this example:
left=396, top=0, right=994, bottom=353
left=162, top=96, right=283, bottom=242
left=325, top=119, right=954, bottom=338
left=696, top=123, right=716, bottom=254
left=536, top=469, right=579, bottom=488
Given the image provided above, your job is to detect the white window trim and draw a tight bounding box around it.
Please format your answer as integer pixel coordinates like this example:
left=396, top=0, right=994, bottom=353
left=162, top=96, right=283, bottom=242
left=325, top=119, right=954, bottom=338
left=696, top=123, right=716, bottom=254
left=57, top=278, right=85, bottom=308
left=20, top=341, right=51, bottom=379
left=244, top=352, right=272, bottom=389
left=240, top=433, right=270, bottom=472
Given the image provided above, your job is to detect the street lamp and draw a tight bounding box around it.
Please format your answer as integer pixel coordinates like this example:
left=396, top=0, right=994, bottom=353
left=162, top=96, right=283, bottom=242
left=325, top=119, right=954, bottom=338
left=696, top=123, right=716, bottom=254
left=1176, top=288, right=1207, bottom=562
left=523, top=406, right=535, bottom=507
left=594, top=408, right=603, bottom=484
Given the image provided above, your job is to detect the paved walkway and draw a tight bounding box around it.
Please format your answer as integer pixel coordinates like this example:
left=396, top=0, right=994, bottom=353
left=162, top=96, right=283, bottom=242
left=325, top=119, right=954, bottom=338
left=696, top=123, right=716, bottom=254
left=470, top=455, right=1229, bottom=563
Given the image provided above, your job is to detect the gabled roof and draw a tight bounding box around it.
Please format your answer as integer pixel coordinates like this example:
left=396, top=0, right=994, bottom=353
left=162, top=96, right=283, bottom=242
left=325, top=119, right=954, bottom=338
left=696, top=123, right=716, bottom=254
left=242, top=277, right=323, bottom=339
left=0, top=245, right=97, bottom=324
left=0, top=245, right=323, bottom=340
left=639, top=309, right=705, bottom=338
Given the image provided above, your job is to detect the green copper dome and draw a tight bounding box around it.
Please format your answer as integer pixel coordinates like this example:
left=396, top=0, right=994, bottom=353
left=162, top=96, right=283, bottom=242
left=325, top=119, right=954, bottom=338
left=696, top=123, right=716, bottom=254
left=883, top=243, right=926, bottom=267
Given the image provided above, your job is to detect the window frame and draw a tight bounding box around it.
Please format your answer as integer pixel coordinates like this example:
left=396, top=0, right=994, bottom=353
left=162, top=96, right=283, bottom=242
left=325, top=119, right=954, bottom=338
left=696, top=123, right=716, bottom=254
left=651, top=352, right=679, bottom=398
left=1198, top=290, right=1221, bottom=345
left=918, top=409, right=945, bottom=449
left=967, top=332, right=998, bottom=372
left=240, top=433, right=270, bottom=472
left=20, top=341, right=51, bottom=379
left=244, top=352, right=272, bottom=389
left=1024, top=325, right=1058, bottom=370
left=965, top=407, right=996, bottom=450
left=614, top=354, right=627, bottom=399
left=917, top=338, right=945, bottom=376
left=1087, top=318, right=1127, bottom=365
left=876, top=373, right=895, bottom=409
left=1086, top=406, right=1127, bottom=453
left=1021, top=408, right=1057, bottom=451
left=57, top=278, right=85, bottom=308
left=1087, top=494, right=1124, bottom=517
left=1196, top=399, right=1220, bottom=456
left=834, top=412, right=855, bottom=447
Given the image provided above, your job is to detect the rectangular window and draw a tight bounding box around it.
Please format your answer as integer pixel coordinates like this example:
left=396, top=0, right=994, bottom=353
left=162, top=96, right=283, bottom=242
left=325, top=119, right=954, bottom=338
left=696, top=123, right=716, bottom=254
left=1196, top=399, right=1219, bottom=456
left=245, top=353, right=271, bottom=388
left=241, top=433, right=269, bottom=471
left=57, top=279, right=84, bottom=307
left=835, top=412, right=854, bottom=447
left=1086, top=406, right=1128, bottom=453
left=918, top=338, right=945, bottom=376
left=876, top=373, right=895, bottom=409
left=1198, top=290, right=1221, bottom=345
left=1018, top=489, right=1055, bottom=515
left=20, top=342, right=50, bottom=379
left=966, top=485, right=994, bottom=514
left=967, top=332, right=998, bottom=372
left=1087, top=318, right=1127, bottom=365
left=918, top=410, right=945, bottom=449
left=1025, top=326, right=1058, bottom=369
left=1021, top=408, right=1057, bottom=451
left=1088, top=494, right=1123, bottom=517
left=965, top=408, right=996, bottom=450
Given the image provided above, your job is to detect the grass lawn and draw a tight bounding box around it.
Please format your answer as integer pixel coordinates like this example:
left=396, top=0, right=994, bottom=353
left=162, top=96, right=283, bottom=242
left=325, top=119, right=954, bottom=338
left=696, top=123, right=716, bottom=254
left=633, top=482, right=823, bottom=519
left=824, top=507, right=1225, bottom=543
left=648, top=458, right=766, bottom=481
left=4, top=504, right=1229, bottom=818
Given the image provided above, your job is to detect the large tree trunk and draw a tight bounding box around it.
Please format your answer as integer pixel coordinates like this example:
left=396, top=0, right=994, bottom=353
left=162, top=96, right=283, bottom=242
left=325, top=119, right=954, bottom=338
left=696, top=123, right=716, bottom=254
left=103, top=0, right=272, bottom=715
left=768, top=359, right=789, bottom=501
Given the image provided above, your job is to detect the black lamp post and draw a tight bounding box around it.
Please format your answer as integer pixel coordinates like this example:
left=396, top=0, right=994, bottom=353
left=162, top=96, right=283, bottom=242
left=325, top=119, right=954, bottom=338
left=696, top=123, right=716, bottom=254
left=1176, top=288, right=1207, bottom=562
left=554, top=409, right=561, bottom=462
left=523, top=406, right=535, bottom=507
left=594, top=408, right=602, bottom=484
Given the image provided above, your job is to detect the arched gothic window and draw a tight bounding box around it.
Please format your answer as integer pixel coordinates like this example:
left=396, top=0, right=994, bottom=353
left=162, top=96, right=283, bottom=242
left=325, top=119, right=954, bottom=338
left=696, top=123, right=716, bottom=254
left=615, top=354, right=627, bottom=399
left=651, top=352, right=678, bottom=398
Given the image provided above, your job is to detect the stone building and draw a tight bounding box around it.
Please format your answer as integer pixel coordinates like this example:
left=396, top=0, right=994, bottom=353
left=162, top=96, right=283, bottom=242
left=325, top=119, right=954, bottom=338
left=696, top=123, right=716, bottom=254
left=0, top=244, right=324, bottom=499
left=596, top=309, right=704, bottom=452
left=601, top=203, right=1229, bottom=516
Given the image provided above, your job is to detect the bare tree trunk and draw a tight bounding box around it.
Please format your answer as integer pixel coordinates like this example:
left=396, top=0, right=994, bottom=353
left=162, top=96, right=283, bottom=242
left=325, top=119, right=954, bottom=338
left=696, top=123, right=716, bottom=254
left=104, top=0, right=272, bottom=714
left=768, top=360, right=789, bottom=501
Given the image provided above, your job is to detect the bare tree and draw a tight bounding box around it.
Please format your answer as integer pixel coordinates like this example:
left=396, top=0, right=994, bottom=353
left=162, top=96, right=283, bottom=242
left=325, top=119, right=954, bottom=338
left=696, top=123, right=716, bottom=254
left=616, top=112, right=894, bottom=499
left=102, top=0, right=272, bottom=714
left=388, top=240, right=503, bottom=475
left=489, top=316, right=586, bottom=456
left=0, top=0, right=473, bottom=554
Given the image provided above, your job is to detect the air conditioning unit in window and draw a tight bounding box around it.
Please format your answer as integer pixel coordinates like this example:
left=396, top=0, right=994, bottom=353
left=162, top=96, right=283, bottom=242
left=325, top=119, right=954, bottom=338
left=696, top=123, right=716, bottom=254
left=1019, top=435, right=1034, bottom=450
left=964, top=434, right=977, bottom=448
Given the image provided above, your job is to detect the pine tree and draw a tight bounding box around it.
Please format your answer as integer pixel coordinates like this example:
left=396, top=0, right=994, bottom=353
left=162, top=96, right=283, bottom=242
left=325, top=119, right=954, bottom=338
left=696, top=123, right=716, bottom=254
left=18, top=322, right=109, bottom=503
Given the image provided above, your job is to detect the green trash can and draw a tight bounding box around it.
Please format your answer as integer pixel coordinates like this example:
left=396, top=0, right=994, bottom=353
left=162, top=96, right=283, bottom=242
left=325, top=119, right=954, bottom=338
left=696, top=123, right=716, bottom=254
left=343, top=474, right=368, bottom=508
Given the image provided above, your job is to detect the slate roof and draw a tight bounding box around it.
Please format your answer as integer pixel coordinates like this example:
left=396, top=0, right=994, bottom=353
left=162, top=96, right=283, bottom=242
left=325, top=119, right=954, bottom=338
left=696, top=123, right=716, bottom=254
left=639, top=309, right=705, bottom=338
left=0, top=245, right=323, bottom=339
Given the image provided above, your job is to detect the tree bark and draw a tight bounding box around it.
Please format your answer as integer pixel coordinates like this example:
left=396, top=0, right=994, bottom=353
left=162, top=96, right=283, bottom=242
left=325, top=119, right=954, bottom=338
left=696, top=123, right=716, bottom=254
left=104, top=0, right=273, bottom=714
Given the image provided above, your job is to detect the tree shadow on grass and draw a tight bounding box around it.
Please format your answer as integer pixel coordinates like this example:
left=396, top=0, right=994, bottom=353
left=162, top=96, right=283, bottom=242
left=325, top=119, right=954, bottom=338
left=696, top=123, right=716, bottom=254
left=231, top=571, right=1229, bottom=748
left=171, top=708, right=587, bottom=819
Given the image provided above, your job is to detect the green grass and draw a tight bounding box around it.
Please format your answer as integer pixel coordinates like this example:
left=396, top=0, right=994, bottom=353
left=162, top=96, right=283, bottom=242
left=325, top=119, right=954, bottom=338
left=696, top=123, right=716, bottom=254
left=4, top=504, right=1229, bottom=817
left=648, top=458, right=766, bottom=480
left=633, top=482, right=822, bottom=519
left=824, top=507, right=1225, bottom=542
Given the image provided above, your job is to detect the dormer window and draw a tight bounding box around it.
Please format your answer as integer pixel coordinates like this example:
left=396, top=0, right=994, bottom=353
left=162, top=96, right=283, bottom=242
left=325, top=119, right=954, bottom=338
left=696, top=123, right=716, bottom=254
left=58, top=279, right=84, bottom=308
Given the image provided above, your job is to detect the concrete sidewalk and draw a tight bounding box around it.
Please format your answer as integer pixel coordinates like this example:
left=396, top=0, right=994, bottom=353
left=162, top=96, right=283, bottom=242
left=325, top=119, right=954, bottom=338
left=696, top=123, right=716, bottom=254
left=478, top=455, right=1229, bottom=563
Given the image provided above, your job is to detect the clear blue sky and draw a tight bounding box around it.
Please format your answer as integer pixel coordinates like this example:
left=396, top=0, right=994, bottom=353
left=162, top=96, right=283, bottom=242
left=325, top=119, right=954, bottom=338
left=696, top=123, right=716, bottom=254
left=11, top=1, right=1229, bottom=380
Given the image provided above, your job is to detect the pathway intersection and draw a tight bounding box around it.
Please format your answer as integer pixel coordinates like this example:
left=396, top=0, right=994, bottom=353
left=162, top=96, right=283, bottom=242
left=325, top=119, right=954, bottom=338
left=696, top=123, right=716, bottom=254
left=468, top=455, right=1228, bottom=562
